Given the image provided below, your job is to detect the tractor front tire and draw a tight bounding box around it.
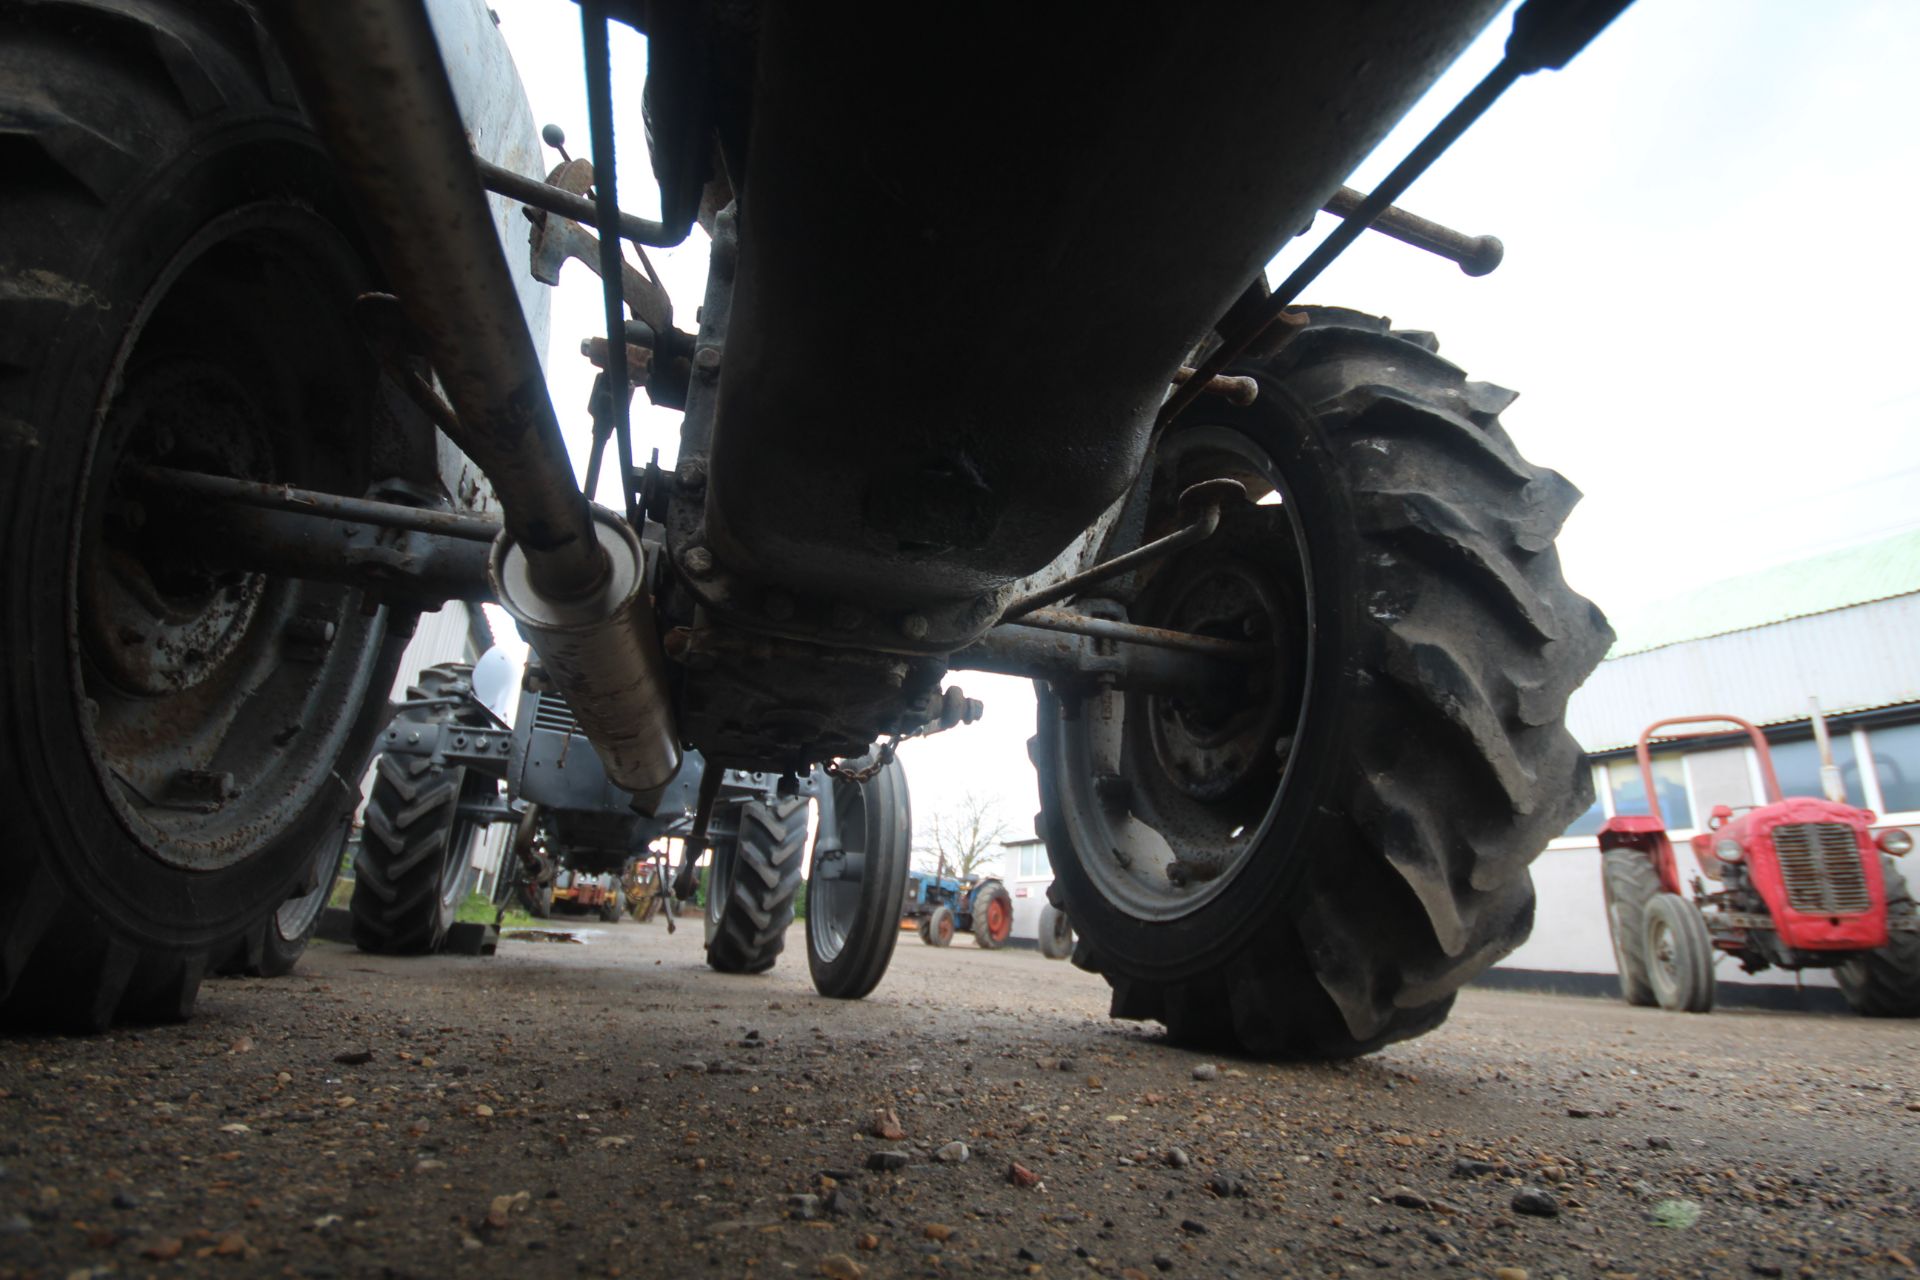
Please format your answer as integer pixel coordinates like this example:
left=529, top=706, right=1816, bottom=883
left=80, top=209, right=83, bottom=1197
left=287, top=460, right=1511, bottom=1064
left=1034, top=310, right=1612, bottom=1058
left=807, top=758, right=914, bottom=1000
left=1037, top=903, right=1075, bottom=961
left=1837, top=857, right=1920, bottom=1017
left=1643, top=893, right=1715, bottom=1013
left=705, top=798, right=808, bottom=974
left=925, top=905, right=957, bottom=948
left=219, top=830, right=350, bottom=979
left=1601, top=848, right=1661, bottom=1006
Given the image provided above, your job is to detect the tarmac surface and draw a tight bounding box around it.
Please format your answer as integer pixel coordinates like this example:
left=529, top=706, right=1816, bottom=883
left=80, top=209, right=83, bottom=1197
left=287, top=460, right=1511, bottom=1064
left=2, top=914, right=1917, bottom=1279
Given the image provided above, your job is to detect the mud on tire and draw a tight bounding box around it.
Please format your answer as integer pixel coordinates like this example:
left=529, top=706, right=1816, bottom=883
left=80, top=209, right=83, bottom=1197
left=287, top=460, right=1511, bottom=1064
left=1035, top=309, right=1612, bottom=1058
left=705, top=797, right=807, bottom=974
left=0, top=1, right=409, bottom=1029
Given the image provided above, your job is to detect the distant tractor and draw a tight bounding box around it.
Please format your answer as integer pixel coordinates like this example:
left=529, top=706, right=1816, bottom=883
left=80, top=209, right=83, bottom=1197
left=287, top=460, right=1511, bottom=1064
left=904, top=869, right=1014, bottom=950
left=1601, top=713, right=1920, bottom=1016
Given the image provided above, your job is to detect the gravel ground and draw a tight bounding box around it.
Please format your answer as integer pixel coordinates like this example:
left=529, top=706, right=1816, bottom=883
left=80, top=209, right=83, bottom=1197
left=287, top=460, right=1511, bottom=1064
left=2, top=917, right=1917, bottom=1280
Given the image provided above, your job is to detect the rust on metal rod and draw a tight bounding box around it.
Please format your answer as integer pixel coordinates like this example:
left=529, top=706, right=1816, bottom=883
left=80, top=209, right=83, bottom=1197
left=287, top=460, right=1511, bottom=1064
left=140, top=466, right=503, bottom=542
left=1321, top=185, right=1504, bottom=276
left=1003, top=479, right=1246, bottom=620
left=581, top=336, right=656, bottom=373
left=474, top=154, right=676, bottom=248
left=1170, top=366, right=1259, bottom=406
left=1013, top=607, right=1267, bottom=659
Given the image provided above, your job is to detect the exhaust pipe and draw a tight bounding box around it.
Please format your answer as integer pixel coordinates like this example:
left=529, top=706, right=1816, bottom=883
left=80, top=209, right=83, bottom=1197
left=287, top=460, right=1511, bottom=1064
left=491, top=508, right=682, bottom=808
left=266, top=0, right=680, bottom=802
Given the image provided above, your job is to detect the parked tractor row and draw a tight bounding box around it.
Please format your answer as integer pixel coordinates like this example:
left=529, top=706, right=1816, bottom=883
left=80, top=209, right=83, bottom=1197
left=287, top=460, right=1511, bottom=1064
left=256, top=654, right=917, bottom=1001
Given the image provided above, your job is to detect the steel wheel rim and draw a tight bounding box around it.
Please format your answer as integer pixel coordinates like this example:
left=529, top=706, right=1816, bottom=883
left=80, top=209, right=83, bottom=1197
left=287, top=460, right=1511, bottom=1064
left=707, top=841, right=733, bottom=928
left=1648, top=914, right=1680, bottom=1003
left=809, top=781, right=867, bottom=964
left=438, top=820, right=474, bottom=913
left=1049, top=424, right=1312, bottom=921
left=70, top=204, right=386, bottom=873
left=274, top=839, right=344, bottom=942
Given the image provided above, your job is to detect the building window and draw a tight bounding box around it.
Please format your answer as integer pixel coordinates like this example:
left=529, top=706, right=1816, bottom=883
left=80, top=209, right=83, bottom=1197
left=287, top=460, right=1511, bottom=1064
left=1768, top=733, right=1861, bottom=805
left=1868, top=721, right=1920, bottom=815
left=1016, top=843, right=1052, bottom=879
left=1561, top=781, right=1606, bottom=839
left=1607, top=754, right=1692, bottom=829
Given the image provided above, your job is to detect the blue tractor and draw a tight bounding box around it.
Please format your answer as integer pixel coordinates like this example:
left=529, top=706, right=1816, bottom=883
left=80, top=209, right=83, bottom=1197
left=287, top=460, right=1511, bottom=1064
left=903, top=867, right=1013, bottom=950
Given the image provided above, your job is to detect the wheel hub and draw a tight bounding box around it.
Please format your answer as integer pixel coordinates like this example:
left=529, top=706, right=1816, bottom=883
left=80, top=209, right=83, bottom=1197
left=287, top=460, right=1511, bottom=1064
left=1145, top=560, right=1289, bottom=804
left=1046, top=426, right=1312, bottom=922
left=69, top=203, right=386, bottom=875
left=79, top=361, right=270, bottom=697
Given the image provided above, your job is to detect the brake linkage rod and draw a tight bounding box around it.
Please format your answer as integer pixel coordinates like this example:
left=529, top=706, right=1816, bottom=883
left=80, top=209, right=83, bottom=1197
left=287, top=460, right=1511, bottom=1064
left=579, top=0, right=639, bottom=525
left=1157, top=0, right=1634, bottom=435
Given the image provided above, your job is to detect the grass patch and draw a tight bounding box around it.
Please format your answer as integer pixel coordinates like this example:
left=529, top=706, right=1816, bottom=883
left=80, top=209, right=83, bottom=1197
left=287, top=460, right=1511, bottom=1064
left=456, top=892, right=534, bottom=928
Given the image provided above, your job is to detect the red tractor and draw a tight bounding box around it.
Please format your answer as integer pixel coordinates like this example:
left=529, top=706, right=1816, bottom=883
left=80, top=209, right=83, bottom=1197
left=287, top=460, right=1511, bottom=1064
left=1601, top=714, right=1920, bottom=1016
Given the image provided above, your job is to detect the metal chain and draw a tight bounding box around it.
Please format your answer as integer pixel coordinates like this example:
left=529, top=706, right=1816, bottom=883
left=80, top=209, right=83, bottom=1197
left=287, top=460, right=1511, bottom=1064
left=826, top=738, right=898, bottom=784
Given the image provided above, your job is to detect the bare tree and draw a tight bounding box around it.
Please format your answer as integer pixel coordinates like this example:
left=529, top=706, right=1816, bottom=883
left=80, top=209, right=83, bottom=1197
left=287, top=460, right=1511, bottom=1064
left=915, top=792, right=1009, bottom=881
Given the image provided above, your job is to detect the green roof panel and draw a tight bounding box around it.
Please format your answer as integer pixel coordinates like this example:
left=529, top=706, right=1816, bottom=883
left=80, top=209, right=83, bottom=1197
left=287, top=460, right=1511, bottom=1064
left=1603, top=526, right=1920, bottom=659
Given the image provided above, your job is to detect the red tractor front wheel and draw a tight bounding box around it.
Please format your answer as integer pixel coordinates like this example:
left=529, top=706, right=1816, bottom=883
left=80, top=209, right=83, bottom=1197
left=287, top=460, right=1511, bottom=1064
left=1644, top=894, right=1715, bottom=1013
left=924, top=906, right=956, bottom=948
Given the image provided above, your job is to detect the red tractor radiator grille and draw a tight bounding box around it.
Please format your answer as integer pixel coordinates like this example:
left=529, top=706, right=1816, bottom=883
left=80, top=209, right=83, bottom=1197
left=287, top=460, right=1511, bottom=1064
left=1770, top=823, right=1870, bottom=914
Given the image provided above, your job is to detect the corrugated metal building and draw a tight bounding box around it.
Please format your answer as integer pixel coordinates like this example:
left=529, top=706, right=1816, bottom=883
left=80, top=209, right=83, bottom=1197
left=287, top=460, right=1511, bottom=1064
left=1500, top=528, right=1920, bottom=1001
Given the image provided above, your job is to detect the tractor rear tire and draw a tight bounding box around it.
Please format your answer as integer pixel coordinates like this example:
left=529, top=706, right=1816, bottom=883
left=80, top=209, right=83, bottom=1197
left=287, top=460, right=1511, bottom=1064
left=926, top=905, right=957, bottom=948
left=1033, top=311, right=1612, bottom=1058
left=705, top=797, right=808, bottom=974
left=0, top=0, right=413, bottom=1030
left=807, top=758, right=914, bottom=1000
left=1037, top=903, right=1075, bottom=961
left=1837, top=857, right=1920, bottom=1017
left=1601, top=849, right=1661, bottom=1006
left=971, top=879, right=1015, bottom=950
left=350, top=757, right=486, bottom=955
left=1643, top=893, right=1715, bottom=1013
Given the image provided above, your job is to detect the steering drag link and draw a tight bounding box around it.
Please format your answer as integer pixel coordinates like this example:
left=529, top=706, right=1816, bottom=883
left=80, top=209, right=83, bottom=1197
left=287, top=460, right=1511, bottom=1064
left=1004, top=478, right=1249, bottom=620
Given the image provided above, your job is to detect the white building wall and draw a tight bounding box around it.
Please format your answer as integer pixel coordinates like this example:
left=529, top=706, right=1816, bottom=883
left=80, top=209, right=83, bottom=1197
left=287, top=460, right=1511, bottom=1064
left=1001, top=839, right=1053, bottom=943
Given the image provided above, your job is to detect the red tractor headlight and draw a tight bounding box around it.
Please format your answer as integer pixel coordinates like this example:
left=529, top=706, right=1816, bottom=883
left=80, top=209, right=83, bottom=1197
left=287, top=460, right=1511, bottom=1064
left=1714, top=837, right=1745, bottom=863
left=1878, top=829, right=1914, bottom=856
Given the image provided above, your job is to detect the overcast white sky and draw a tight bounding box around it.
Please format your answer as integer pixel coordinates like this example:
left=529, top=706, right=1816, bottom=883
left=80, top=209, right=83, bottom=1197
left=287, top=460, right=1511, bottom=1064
left=482, top=0, right=1920, bottom=868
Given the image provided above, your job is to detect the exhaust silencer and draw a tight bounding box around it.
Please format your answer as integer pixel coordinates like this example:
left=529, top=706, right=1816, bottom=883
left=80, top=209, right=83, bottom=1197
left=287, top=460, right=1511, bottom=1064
left=491, top=507, right=683, bottom=810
